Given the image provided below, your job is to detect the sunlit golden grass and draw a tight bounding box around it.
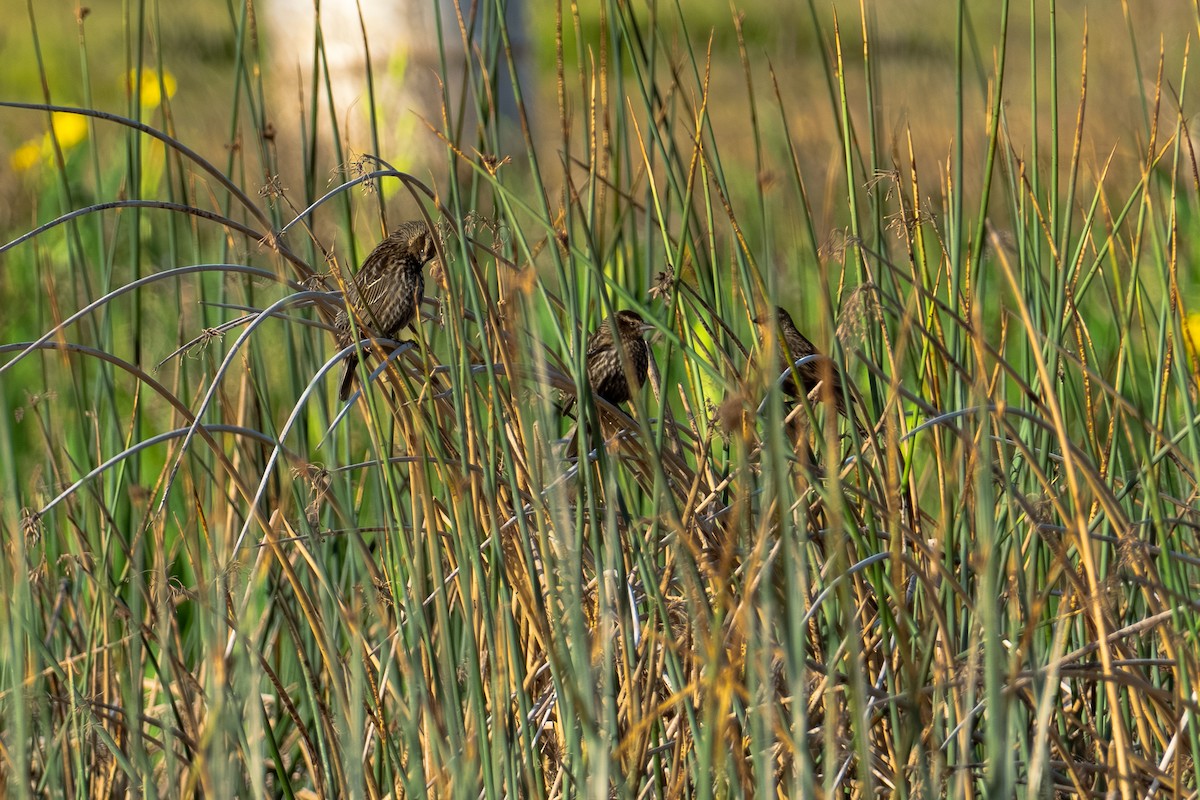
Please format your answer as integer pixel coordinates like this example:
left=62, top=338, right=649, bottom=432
left=2, top=2, right=1200, bottom=798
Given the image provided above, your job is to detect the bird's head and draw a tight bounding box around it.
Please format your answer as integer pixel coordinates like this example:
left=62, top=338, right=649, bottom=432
left=614, top=309, right=654, bottom=337
left=752, top=306, right=793, bottom=329
left=391, top=219, right=438, bottom=266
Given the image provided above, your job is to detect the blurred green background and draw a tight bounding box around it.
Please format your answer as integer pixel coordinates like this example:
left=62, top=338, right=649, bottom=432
left=3, top=0, right=1194, bottom=237
left=4, top=1, right=1200, bottom=797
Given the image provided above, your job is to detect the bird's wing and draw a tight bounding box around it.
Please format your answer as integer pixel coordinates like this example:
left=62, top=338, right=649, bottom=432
left=786, top=331, right=820, bottom=359
left=355, top=272, right=399, bottom=311
left=342, top=241, right=395, bottom=302
left=584, top=327, right=609, bottom=360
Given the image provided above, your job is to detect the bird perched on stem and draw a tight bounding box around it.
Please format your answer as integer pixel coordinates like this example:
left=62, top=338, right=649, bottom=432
left=562, top=309, right=652, bottom=457
left=334, top=219, right=437, bottom=401
left=754, top=306, right=864, bottom=434
left=584, top=309, right=652, bottom=407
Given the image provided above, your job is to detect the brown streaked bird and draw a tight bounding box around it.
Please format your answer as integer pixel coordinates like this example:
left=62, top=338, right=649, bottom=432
left=755, top=306, right=863, bottom=432
left=334, top=219, right=437, bottom=401
left=585, top=309, right=652, bottom=407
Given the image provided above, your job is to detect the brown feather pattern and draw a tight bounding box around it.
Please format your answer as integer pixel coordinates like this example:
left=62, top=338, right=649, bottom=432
left=334, top=219, right=436, bottom=401
left=585, top=309, right=650, bottom=406
left=756, top=306, right=858, bottom=424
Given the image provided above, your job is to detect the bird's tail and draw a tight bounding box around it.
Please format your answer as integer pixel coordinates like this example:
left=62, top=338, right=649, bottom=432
left=337, top=353, right=358, bottom=402
left=556, top=394, right=577, bottom=421
left=558, top=396, right=582, bottom=458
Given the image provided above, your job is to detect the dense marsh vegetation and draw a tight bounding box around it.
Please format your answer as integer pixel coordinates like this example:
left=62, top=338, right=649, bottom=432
left=2, top=1, right=1200, bottom=797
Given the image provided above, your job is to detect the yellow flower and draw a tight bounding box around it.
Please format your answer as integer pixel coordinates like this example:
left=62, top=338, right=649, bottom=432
left=10, top=140, right=42, bottom=172
left=9, top=112, right=89, bottom=172
left=1184, top=313, right=1200, bottom=366
left=50, top=112, right=88, bottom=149
left=127, top=68, right=177, bottom=109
